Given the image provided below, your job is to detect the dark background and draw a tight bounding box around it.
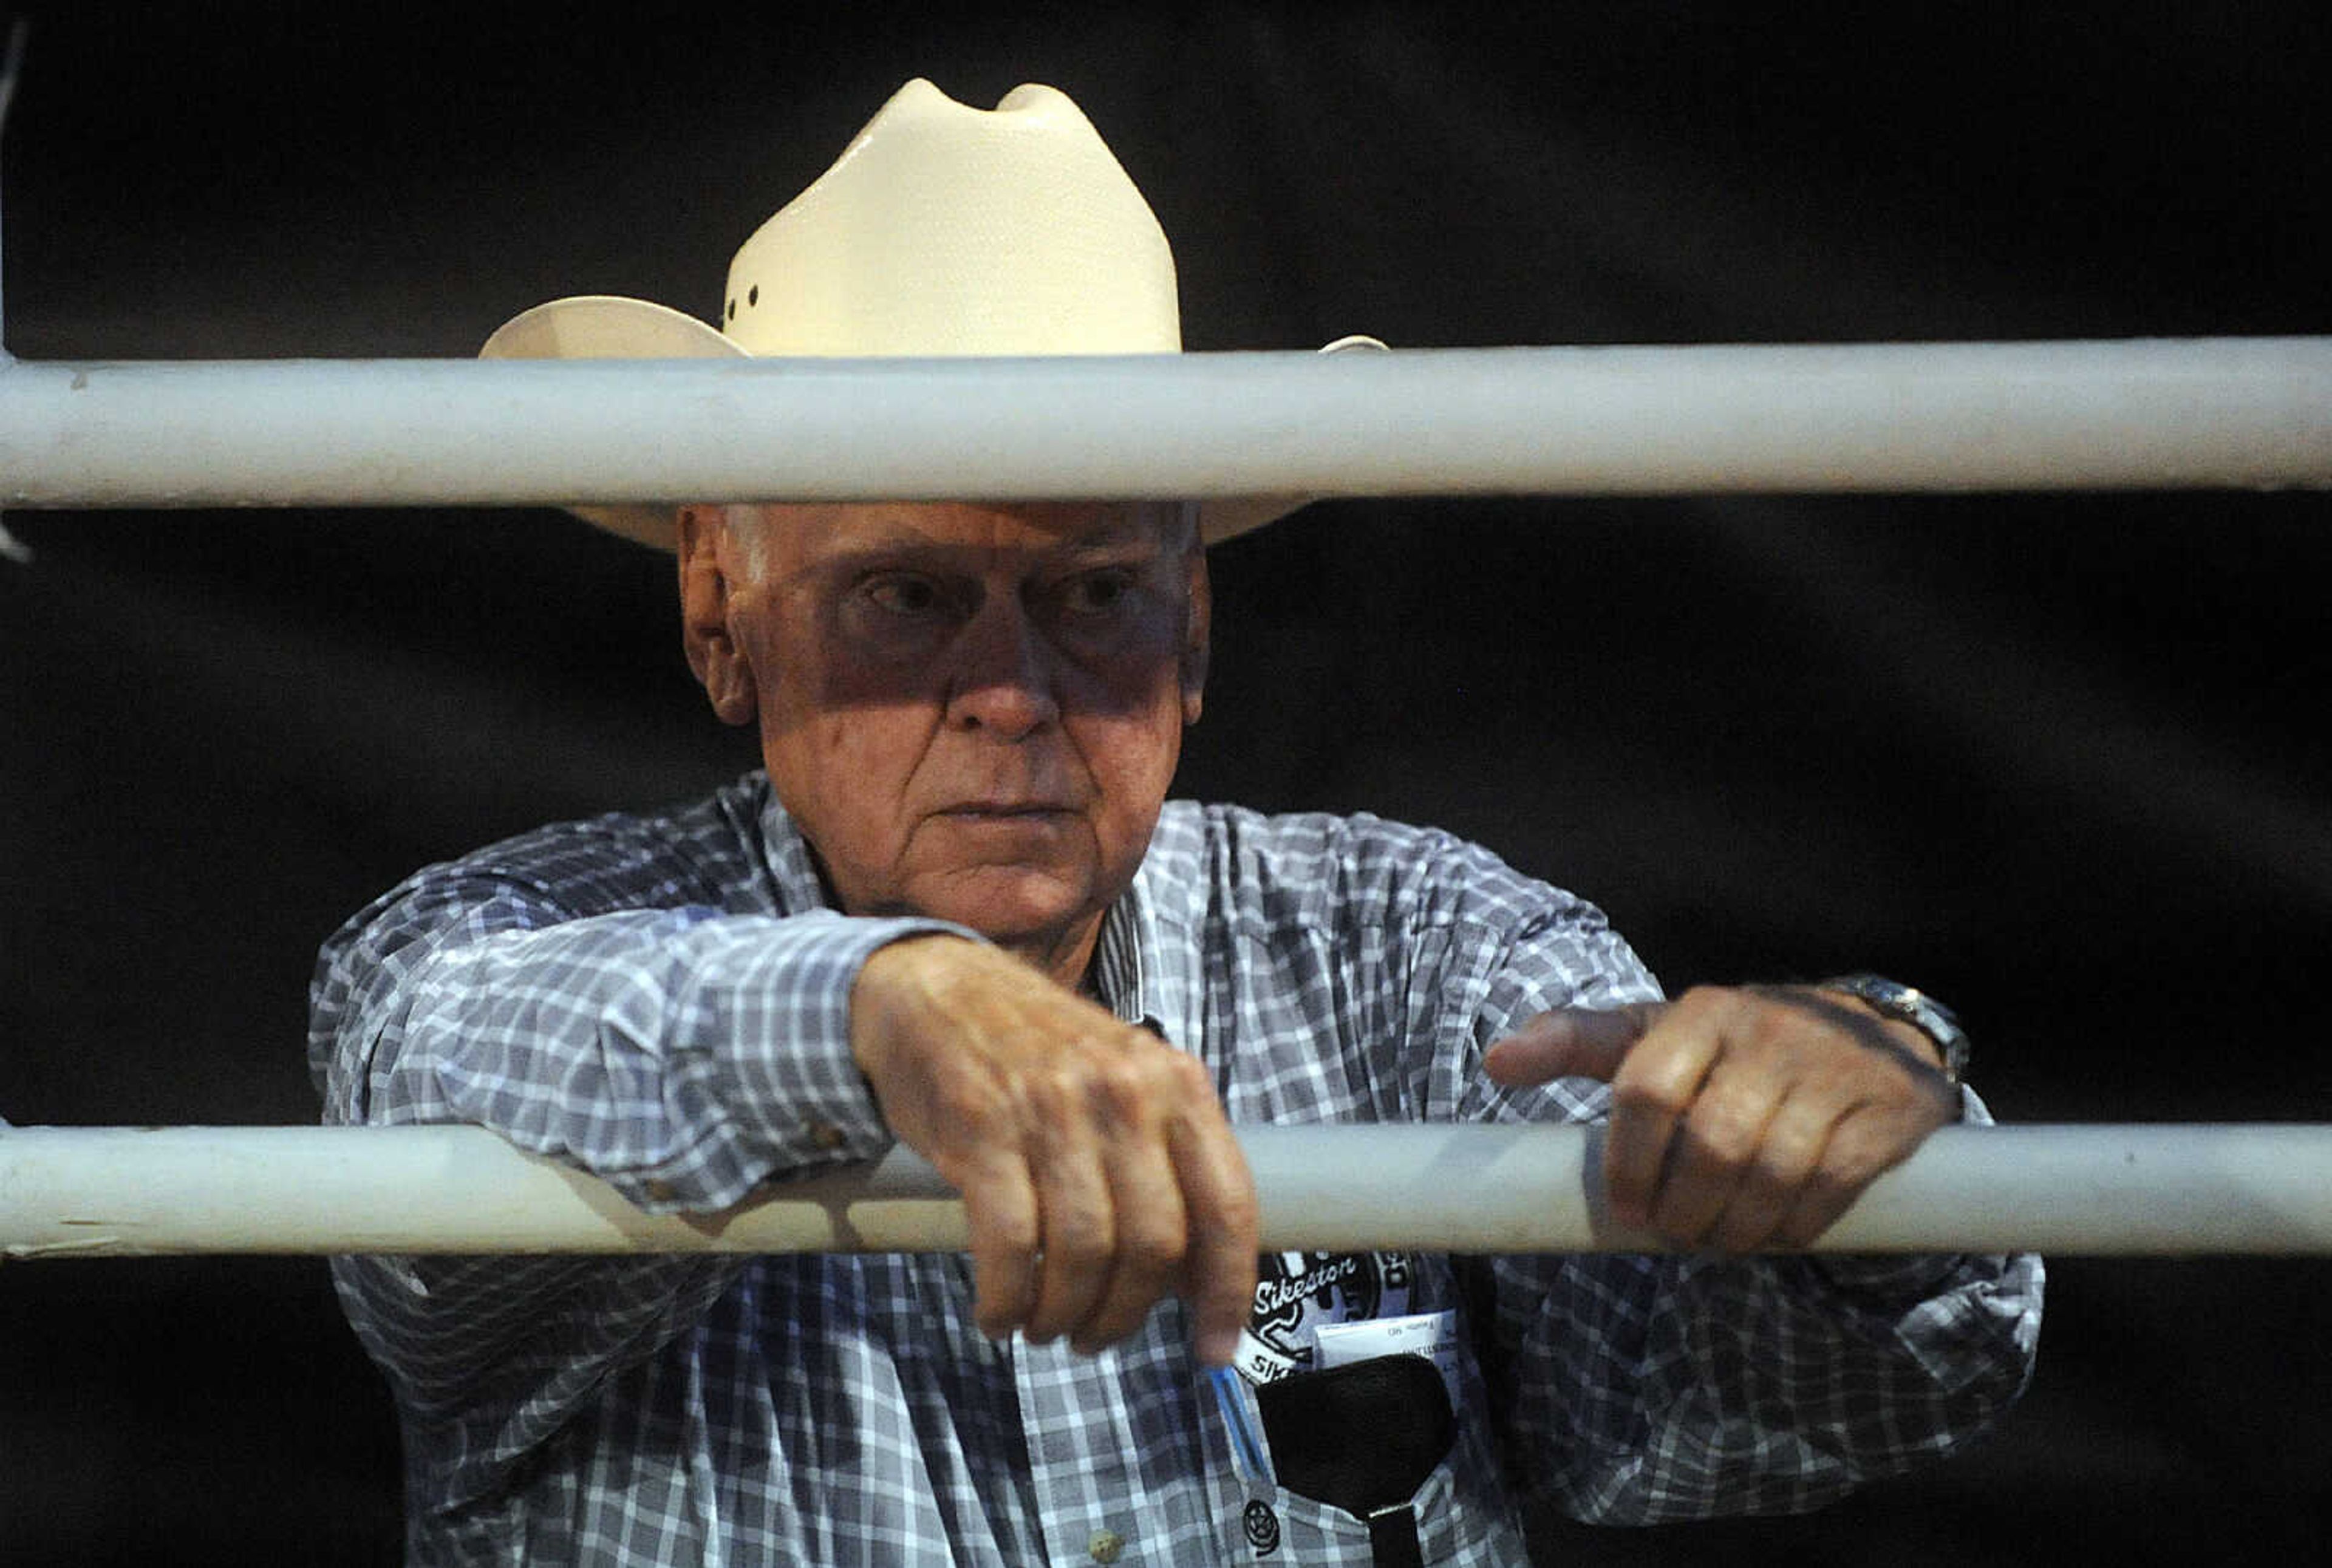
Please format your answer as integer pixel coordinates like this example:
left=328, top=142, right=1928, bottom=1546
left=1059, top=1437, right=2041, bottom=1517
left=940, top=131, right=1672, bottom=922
left=4, top=4, right=2328, bottom=1562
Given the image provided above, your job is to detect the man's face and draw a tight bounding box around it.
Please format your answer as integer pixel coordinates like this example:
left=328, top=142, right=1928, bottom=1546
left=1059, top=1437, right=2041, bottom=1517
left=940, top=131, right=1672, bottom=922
left=680, top=500, right=1208, bottom=980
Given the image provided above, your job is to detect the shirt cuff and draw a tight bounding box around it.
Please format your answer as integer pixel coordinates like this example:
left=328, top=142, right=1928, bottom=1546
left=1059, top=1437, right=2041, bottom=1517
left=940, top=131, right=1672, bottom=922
left=635, top=912, right=976, bottom=1212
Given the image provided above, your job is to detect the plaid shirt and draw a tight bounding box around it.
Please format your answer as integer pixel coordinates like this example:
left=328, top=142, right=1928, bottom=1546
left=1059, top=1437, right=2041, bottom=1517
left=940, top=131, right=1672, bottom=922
left=311, top=773, right=2041, bottom=1566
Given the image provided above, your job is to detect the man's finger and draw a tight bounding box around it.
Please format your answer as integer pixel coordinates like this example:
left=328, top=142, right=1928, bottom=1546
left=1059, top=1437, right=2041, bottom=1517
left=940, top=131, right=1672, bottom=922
left=1073, top=1130, right=1188, bottom=1355
left=1599, top=995, right=1730, bottom=1229
left=1706, top=1090, right=1837, bottom=1253
left=1482, top=1001, right=1668, bottom=1086
left=1652, top=1074, right=1786, bottom=1246
left=1773, top=1112, right=1923, bottom=1248
left=1167, top=1113, right=1260, bottom=1369
left=1022, top=1120, right=1117, bottom=1346
left=957, top=1156, right=1042, bottom=1342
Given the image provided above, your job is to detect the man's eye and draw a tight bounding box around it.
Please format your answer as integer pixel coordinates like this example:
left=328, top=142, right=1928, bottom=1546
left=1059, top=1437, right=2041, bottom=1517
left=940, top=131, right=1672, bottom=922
left=864, top=576, right=943, bottom=615
left=1060, top=571, right=1134, bottom=615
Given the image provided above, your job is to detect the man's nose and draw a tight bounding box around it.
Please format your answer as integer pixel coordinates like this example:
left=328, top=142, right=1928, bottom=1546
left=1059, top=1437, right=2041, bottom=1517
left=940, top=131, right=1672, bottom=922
left=944, top=601, right=1062, bottom=739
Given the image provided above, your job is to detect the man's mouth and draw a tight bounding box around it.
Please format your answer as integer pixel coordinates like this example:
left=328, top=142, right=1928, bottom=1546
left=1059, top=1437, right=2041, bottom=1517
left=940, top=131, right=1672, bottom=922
left=940, top=802, right=1074, bottom=818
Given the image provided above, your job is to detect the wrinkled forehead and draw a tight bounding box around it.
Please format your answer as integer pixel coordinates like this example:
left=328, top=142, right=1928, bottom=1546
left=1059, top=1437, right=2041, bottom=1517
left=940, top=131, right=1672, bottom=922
left=732, top=499, right=1196, bottom=572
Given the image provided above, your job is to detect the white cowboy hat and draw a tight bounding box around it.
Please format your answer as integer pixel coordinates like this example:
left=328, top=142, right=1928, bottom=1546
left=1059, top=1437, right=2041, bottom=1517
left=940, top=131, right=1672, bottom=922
left=480, top=77, right=1378, bottom=550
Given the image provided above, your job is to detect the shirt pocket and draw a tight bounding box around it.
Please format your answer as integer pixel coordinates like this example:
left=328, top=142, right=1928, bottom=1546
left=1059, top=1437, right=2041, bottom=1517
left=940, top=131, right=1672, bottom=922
left=1255, top=1354, right=1454, bottom=1515
left=1239, top=1391, right=1516, bottom=1567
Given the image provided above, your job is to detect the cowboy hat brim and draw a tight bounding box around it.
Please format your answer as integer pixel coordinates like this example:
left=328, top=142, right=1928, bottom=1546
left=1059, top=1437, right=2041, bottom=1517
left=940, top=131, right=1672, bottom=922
left=479, top=295, right=1364, bottom=550
left=480, top=297, right=748, bottom=550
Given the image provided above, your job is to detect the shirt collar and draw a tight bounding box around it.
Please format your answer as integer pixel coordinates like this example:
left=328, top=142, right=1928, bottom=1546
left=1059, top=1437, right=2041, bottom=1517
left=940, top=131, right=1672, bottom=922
left=753, top=779, right=840, bottom=913
left=1088, top=883, right=1163, bottom=1031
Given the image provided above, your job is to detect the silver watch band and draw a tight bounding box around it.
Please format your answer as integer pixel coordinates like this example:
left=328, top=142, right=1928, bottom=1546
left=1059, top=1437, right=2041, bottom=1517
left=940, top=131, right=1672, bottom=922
left=1818, top=973, right=1971, bottom=1088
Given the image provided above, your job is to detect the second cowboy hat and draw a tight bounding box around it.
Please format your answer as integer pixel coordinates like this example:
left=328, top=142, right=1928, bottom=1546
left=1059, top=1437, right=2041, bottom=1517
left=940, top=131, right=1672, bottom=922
left=481, top=77, right=1379, bottom=550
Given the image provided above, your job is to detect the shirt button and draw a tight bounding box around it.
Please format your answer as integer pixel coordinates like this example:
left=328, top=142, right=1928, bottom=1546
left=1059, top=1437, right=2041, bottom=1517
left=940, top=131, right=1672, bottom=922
left=807, top=1121, right=850, bottom=1153
left=1087, top=1527, right=1125, bottom=1564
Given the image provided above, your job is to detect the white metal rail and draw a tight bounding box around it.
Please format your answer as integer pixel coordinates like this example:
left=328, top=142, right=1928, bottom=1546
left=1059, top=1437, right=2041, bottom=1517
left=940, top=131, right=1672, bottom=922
left=6, top=1123, right=2331, bottom=1259
left=5, top=341, right=2329, bottom=1263
left=2, top=338, right=2330, bottom=508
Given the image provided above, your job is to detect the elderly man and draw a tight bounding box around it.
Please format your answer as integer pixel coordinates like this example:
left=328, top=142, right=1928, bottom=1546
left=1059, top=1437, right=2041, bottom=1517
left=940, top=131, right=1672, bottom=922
left=312, top=81, right=2040, bottom=1566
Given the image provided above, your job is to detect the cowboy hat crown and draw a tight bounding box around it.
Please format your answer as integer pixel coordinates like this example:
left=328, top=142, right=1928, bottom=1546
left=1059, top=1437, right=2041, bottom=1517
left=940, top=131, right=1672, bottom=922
left=482, top=78, right=1355, bottom=547
left=721, top=79, right=1178, bottom=358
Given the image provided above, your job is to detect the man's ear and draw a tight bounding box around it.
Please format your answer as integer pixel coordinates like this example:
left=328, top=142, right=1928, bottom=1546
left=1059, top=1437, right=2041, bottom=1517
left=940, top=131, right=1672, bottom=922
left=677, top=505, right=759, bottom=727
left=1179, top=547, right=1210, bottom=726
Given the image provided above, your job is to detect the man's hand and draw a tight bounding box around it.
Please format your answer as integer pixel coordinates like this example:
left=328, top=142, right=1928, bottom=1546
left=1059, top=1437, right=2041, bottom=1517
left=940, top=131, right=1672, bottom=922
left=849, top=936, right=1256, bottom=1366
left=1482, top=986, right=1958, bottom=1251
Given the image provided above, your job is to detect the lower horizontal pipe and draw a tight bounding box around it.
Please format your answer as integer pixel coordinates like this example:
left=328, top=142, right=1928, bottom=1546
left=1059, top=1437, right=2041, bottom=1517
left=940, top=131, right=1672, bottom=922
left=5, top=1123, right=2330, bottom=1258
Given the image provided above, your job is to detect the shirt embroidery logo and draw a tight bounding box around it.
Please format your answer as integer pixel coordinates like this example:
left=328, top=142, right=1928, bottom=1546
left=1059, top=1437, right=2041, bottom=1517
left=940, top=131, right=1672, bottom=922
left=1233, top=1250, right=1414, bottom=1384
left=1242, top=1499, right=1281, bottom=1555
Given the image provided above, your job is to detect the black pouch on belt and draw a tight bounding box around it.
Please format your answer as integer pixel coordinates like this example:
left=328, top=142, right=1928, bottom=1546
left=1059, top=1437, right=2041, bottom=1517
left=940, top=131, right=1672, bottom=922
left=1253, top=1354, right=1455, bottom=1568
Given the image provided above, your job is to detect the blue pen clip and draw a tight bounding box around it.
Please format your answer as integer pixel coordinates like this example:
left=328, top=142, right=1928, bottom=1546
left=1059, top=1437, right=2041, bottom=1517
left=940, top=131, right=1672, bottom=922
left=1209, top=1366, right=1274, bottom=1491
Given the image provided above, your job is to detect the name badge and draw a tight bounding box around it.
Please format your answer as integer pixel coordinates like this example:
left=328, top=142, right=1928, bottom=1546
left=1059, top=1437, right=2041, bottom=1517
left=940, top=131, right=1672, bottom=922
left=1314, top=1309, right=1463, bottom=1409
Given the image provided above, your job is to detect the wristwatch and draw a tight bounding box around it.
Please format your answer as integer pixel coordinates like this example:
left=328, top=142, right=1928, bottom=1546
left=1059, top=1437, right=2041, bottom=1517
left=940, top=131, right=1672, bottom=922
left=1818, top=973, right=1970, bottom=1088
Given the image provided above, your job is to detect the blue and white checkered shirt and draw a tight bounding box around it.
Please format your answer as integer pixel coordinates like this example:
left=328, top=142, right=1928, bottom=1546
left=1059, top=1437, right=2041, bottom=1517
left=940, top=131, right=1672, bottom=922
left=311, top=772, right=2041, bottom=1565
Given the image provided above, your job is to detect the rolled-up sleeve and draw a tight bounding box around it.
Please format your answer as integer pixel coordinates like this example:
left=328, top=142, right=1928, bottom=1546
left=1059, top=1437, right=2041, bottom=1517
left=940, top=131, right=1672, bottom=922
left=1397, top=842, right=2045, bottom=1524
left=304, top=813, right=973, bottom=1522
left=315, top=870, right=966, bottom=1210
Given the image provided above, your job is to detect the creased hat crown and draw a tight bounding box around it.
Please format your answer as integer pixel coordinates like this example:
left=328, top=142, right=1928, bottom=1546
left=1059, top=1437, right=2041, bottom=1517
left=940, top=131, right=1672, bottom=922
left=479, top=78, right=1366, bottom=549
left=720, top=80, right=1180, bottom=357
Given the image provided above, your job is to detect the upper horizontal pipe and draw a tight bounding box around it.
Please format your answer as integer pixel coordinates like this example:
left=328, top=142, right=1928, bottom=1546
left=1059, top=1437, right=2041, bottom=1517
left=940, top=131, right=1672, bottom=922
left=2, top=338, right=2329, bottom=507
